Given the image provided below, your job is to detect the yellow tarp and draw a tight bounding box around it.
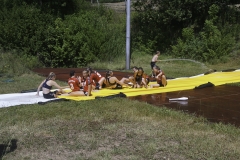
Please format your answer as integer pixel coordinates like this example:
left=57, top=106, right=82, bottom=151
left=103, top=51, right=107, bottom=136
left=59, top=70, right=240, bottom=101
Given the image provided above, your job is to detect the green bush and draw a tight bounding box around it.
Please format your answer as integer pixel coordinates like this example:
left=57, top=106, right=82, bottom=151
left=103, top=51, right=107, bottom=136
left=0, top=52, right=36, bottom=76
left=0, top=4, right=55, bottom=55
left=171, top=4, right=236, bottom=62
left=38, top=8, right=125, bottom=67
left=0, top=1, right=125, bottom=67
left=98, top=0, right=125, bottom=2
left=132, top=0, right=240, bottom=58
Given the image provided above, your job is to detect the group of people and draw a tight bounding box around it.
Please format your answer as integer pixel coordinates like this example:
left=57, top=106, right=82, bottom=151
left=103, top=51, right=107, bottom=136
left=36, top=51, right=167, bottom=99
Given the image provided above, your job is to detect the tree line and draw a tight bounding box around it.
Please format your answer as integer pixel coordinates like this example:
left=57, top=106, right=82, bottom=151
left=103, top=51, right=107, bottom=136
left=0, top=0, right=239, bottom=68
left=132, top=0, right=240, bottom=62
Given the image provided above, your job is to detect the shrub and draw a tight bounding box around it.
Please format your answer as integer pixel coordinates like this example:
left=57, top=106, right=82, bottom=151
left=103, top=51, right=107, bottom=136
left=38, top=8, right=125, bottom=67
left=171, top=4, right=236, bottom=62
left=0, top=52, right=35, bottom=76
left=0, top=2, right=125, bottom=67
left=0, top=4, right=55, bottom=56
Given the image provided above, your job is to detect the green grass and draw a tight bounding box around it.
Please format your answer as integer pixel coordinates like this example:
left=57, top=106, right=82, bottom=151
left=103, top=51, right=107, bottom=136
left=0, top=73, right=67, bottom=94
left=1, top=99, right=240, bottom=159
left=1, top=52, right=240, bottom=159
left=89, top=51, right=240, bottom=78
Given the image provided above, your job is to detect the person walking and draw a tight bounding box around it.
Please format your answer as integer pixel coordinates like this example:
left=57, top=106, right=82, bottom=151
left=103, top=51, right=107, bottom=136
left=150, top=51, right=161, bottom=77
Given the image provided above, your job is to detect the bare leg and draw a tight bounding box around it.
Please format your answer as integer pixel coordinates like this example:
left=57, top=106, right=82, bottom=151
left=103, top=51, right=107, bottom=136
left=92, top=84, right=96, bottom=90
left=120, top=77, right=129, bottom=84
left=128, top=76, right=135, bottom=83
left=150, top=75, right=167, bottom=88
left=97, top=77, right=105, bottom=89
left=161, top=75, right=167, bottom=86
left=149, top=70, right=155, bottom=77
left=61, top=91, right=85, bottom=96
left=150, top=84, right=160, bottom=88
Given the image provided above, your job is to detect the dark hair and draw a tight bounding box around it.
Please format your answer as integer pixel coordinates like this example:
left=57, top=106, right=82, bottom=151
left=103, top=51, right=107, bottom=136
left=138, top=67, right=144, bottom=73
left=153, top=65, right=160, bottom=70
left=70, top=70, right=75, bottom=77
left=86, top=67, right=93, bottom=74
left=132, top=66, right=138, bottom=70
left=105, top=70, right=113, bottom=80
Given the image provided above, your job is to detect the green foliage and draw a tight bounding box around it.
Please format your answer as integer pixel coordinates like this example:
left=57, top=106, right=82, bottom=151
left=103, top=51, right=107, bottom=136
left=1, top=0, right=239, bottom=67
left=0, top=0, right=84, bottom=17
left=0, top=52, right=41, bottom=76
left=132, top=0, right=209, bottom=52
left=171, top=4, right=236, bottom=62
left=20, top=54, right=43, bottom=69
left=0, top=4, right=55, bottom=54
left=39, top=8, right=125, bottom=67
left=0, top=1, right=125, bottom=67
left=98, top=0, right=125, bottom=2
left=132, top=0, right=240, bottom=58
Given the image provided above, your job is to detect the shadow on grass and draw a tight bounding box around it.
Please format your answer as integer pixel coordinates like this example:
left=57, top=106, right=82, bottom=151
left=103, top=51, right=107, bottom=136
left=0, top=139, right=17, bottom=159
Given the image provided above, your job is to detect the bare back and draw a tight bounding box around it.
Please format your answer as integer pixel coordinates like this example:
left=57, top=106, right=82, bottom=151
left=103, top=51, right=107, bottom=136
left=151, top=55, right=159, bottom=62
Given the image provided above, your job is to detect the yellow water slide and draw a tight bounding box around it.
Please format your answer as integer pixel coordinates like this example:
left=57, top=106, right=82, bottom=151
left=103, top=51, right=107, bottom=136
left=59, top=69, right=240, bottom=101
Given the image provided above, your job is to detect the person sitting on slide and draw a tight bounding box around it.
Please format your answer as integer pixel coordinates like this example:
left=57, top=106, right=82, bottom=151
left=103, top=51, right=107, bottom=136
left=121, top=66, right=139, bottom=85
left=132, top=67, right=149, bottom=88
left=81, top=70, right=93, bottom=96
left=82, top=70, right=95, bottom=90
left=36, top=72, right=68, bottom=99
left=150, top=65, right=167, bottom=88
left=87, top=67, right=105, bottom=90
left=67, top=70, right=91, bottom=96
left=104, top=70, right=128, bottom=89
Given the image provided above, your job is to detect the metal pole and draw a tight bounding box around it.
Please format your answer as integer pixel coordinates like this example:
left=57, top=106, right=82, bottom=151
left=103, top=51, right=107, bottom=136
left=126, top=0, right=131, bottom=70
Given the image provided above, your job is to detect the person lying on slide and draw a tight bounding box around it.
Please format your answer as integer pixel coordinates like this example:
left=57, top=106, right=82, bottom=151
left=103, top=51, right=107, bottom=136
left=150, top=65, right=167, bottom=88
left=104, top=70, right=128, bottom=89
left=36, top=72, right=68, bottom=99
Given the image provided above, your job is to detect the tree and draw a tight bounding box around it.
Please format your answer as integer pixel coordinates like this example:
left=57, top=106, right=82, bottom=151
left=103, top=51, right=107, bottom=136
left=132, top=0, right=237, bottom=52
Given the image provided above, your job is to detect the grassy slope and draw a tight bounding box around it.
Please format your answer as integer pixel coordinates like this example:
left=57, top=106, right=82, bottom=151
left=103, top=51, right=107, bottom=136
left=1, top=99, right=240, bottom=159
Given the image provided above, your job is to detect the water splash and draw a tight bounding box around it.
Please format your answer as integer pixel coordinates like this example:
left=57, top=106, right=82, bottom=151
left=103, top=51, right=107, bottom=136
left=160, top=58, right=208, bottom=69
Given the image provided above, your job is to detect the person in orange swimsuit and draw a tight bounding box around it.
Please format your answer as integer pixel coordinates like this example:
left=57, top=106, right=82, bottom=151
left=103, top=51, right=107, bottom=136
left=67, top=70, right=89, bottom=96
left=82, top=70, right=93, bottom=96
left=150, top=65, right=167, bottom=88
left=87, top=67, right=105, bottom=90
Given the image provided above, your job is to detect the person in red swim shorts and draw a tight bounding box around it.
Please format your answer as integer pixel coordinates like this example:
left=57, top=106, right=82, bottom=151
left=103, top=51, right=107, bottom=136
left=87, top=67, right=105, bottom=90
left=67, top=70, right=89, bottom=96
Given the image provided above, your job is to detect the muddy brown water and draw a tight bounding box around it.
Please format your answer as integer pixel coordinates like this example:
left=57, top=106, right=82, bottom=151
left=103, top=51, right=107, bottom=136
left=33, top=68, right=240, bottom=127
